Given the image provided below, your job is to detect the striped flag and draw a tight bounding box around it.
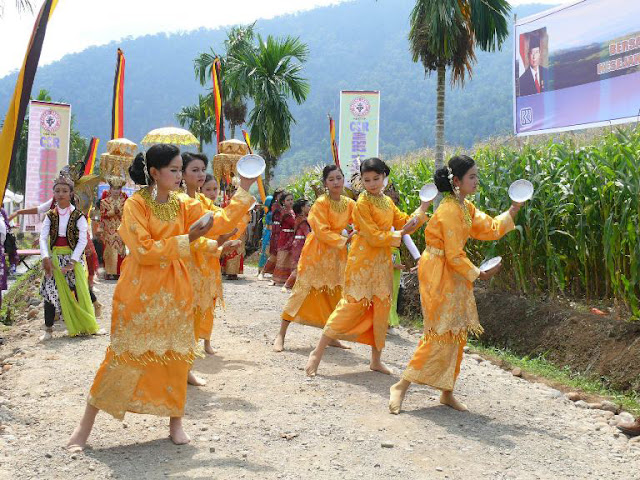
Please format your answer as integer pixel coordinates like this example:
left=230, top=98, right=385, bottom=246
left=83, top=137, right=100, bottom=175
left=212, top=57, right=225, bottom=151
left=0, top=0, right=59, bottom=202
left=111, top=48, right=125, bottom=139
left=242, top=129, right=252, bottom=153
left=329, top=114, right=340, bottom=167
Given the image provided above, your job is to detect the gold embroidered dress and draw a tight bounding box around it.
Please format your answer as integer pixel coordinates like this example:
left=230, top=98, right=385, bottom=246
left=99, top=190, right=128, bottom=275
left=88, top=188, right=220, bottom=420
left=186, top=190, right=254, bottom=340
left=402, top=195, right=514, bottom=391
left=323, top=192, right=427, bottom=350
left=282, top=194, right=355, bottom=328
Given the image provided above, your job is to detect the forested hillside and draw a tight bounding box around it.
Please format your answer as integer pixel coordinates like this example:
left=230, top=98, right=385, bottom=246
left=0, top=1, right=551, bottom=182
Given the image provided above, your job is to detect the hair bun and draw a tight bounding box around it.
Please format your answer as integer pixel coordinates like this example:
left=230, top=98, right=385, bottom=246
left=434, top=166, right=453, bottom=193
left=128, top=153, right=148, bottom=186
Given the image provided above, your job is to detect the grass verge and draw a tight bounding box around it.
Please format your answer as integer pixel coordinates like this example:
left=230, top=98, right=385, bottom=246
left=399, top=314, right=640, bottom=416
left=1, top=263, right=41, bottom=325
left=468, top=340, right=640, bottom=417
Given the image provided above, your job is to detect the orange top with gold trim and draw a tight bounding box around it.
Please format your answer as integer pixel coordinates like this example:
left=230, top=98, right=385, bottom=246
left=282, top=194, right=355, bottom=318
left=418, top=194, right=514, bottom=340
left=344, top=191, right=427, bottom=303
left=109, top=188, right=221, bottom=363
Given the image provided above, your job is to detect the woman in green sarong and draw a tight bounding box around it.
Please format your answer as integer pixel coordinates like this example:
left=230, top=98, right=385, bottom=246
left=38, top=173, right=102, bottom=341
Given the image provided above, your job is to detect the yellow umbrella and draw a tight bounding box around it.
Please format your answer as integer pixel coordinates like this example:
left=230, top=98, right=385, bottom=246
left=141, top=127, right=199, bottom=147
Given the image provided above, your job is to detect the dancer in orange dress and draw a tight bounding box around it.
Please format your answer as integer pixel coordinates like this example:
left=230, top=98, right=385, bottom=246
left=181, top=153, right=253, bottom=369
left=389, top=155, right=521, bottom=414
left=271, top=192, right=295, bottom=286
left=67, top=144, right=255, bottom=449
left=305, top=158, right=431, bottom=376
left=274, top=165, right=354, bottom=352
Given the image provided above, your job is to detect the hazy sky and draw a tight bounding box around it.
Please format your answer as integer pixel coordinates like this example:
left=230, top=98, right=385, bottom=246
left=0, top=0, right=559, bottom=78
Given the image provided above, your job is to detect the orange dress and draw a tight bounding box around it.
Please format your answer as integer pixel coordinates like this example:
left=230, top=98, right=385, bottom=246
left=402, top=195, right=514, bottom=391
left=282, top=195, right=355, bottom=327
left=186, top=190, right=254, bottom=341
left=323, top=192, right=427, bottom=350
left=88, top=187, right=221, bottom=420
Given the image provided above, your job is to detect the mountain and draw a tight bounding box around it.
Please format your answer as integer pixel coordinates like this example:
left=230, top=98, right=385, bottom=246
left=0, top=1, right=553, bottom=184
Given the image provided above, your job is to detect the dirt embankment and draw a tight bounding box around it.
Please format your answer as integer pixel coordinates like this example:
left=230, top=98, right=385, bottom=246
left=398, top=272, right=640, bottom=393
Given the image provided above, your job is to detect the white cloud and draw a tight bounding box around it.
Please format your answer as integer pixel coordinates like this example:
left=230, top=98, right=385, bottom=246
left=0, top=0, right=346, bottom=77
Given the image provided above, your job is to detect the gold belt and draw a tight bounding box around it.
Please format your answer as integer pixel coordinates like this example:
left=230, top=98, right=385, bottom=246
left=424, top=244, right=444, bottom=256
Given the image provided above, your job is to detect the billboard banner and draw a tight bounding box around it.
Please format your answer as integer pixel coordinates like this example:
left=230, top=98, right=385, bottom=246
left=23, top=101, right=71, bottom=232
left=338, top=91, right=380, bottom=180
left=514, top=0, right=640, bottom=136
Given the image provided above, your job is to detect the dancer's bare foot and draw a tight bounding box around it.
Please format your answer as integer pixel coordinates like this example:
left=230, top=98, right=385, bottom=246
left=273, top=334, right=285, bottom=352
left=169, top=417, right=191, bottom=445
left=66, top=426, right=90, bottom=452
left=370, top=361, right=393, bottom=375
left=204, top=341, right=216, bottom=355
left=305, top=349, right=321, bottom=376
left=328, top=339, right=351, bottom=349
left=440, top=391, right=468, bottom=411
left=187, top=371, right=206, bottom=386
left=389, top=379, right=410, bottom=415
left=66, top=405, right=98, bottom=451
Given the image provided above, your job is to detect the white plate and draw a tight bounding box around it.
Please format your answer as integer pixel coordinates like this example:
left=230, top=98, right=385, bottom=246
left=479, top=256, right=502, bottom=272
left=508, top=179, right=534, bottom=203
left=192, top=211, right=213, bottom=230
left=236, top=154, right=266, bottom=179
left=419, top=183, right=438, bottom=202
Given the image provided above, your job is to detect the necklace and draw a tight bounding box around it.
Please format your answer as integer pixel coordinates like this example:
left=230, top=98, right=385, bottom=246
left=327, top=194, right=348, bottom=213
left=442, top=193, right=472, bottom=227
left=362, top=190, right=391, bottom=210
left=139, top=187, right=180, bottom=222
left=56, top=205, right=71, bottom=216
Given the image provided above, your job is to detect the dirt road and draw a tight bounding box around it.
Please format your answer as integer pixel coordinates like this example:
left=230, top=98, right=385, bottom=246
left=1, top=267, right=639, bottom=479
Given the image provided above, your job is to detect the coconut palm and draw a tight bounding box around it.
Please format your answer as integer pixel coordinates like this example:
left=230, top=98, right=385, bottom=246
left=0, top=0, right=32, bottom=17
left=194, top=24, right=255, bottom=138
left=175, top=94, right=216, bottom=152
left=227, top=34, right=310, bottom=187
left=408, top=0, right=511, bottom=171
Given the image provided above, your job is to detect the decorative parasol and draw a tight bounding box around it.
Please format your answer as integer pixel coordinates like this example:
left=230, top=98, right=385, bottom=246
left=141, top=127, right=199, bottom=147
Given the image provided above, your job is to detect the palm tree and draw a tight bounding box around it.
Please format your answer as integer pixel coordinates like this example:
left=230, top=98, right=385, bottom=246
left=194, top=24, right=256, bottom=138
left=408, top=0, right=511, bottom=172
left=227, top=35, right=310, bottom=187
left=175, top=94, right=216, bottom=152
left=0, top=0, right=32, bottom=17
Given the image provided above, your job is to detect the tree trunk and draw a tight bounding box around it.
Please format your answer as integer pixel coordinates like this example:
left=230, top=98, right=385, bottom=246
left=435, top=63, right=446, bottom=172
left=262, top=151, right=276, bottom=191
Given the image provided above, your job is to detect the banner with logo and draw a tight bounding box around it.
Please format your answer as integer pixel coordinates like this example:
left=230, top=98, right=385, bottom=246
left=514, top=0, right=640, bottom=136
left=338, top=91, right=380, bottom=180
left=23, top=100, right=71, bottom=232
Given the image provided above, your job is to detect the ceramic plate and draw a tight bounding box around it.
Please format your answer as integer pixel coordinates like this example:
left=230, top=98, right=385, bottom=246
left=419, top=183, right=438, bottom=202
left=479, top=256, right=502, bottom=272
left=508, top=179, right=534, bottom=203
left=236, top=154, right=266, bottom=179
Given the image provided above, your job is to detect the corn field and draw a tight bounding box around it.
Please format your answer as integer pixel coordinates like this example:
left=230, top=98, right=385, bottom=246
left=285, top=128, right=640, bottom=319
